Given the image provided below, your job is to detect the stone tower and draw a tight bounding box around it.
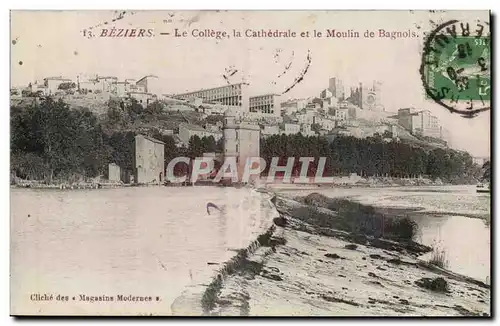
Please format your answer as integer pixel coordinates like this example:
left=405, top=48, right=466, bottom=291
left=222, top=110, right=261, bottom=183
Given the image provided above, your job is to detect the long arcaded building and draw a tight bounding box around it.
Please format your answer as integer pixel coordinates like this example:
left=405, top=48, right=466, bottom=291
left=172, top=83, right=250, bottom=111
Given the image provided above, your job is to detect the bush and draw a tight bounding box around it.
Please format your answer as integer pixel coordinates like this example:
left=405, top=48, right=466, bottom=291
left=428, top=245, right=449, bottom=269
left=384, top=216, right=419, bottom=241
left=301, top=193, right=332, bottom=208
left=415, top=277, right=449, bottom=293
left=296, top=193, right=419, bottom=241
left=11, top=152, right=50, bottom=180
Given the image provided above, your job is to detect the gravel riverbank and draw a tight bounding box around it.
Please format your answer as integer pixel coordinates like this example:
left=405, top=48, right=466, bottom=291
left=203, top=194, right=490, bottom=316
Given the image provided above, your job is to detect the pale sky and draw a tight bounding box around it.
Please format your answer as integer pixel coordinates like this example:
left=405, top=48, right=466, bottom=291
left=10, top=10, right=490, bottom=157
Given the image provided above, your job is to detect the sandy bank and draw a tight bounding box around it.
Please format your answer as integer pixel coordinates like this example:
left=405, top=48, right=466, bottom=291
left=207, top=195, right=490, bottom=316
left=170, top=191, right=279, bottom=316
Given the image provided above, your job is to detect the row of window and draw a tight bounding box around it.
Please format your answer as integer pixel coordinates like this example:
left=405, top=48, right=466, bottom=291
left=249, top=96, right=276, bottom=104
left=249, top=104, right=275, bottom=114
left=178, top=85, right=243, bottom=98
left=180, top=94, right=242, bottom=104
left=250, top=101, right=274, bottom=106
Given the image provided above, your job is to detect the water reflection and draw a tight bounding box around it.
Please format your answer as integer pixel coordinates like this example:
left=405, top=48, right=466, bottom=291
left=285, top=185, right=490, bottom=282
left=10, top=187, right=276, bottom=315
left=414, top=214, right=490, bottom=281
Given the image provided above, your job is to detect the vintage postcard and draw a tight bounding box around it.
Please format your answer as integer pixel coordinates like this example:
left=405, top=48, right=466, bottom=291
left=10, top=10, right=491, bottom=316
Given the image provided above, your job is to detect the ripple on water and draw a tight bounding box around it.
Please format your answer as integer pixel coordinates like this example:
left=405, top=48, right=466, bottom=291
left=10, top=187, right=278, bottom=315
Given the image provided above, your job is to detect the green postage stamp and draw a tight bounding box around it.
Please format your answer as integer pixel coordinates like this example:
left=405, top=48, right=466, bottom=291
left=421, top=20, right=491, bottom=117
left=426, top=37, right=490, bottom=100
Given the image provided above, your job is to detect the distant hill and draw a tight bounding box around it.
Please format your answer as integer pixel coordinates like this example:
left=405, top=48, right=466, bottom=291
left=10, top=94, right=206, bottom=135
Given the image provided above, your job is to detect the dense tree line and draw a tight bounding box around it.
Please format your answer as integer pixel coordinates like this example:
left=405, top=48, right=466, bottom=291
left=148, top=131, right=223, bottom=177
left=482, top=161, right=491, bottom=181
left=11, top=98, right=108, bottom=182
left=261, top=133, right=481, bottom=183
left=10, top=98, right=223, bottom=182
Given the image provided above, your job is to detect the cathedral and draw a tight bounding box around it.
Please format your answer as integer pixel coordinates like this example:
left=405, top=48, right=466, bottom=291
left=346, top=81, right=384, bottom=111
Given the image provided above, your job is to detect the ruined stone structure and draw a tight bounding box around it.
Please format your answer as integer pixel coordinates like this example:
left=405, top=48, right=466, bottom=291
left=223, top=112, right=261, bottom=183
left=134, top=134, right=165, bottom=184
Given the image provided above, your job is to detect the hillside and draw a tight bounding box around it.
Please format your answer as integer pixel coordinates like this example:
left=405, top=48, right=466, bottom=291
left=348, top=118, right=448, bottom=151
left=11, top=95, right=206, bottom=134
left=10, top=95, right=448, bottom=153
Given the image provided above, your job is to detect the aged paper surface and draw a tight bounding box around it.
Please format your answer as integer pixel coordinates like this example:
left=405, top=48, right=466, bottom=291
left=10, top=10, right=490, bottom=316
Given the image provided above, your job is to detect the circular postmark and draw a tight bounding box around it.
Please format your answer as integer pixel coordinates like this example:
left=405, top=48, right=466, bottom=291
left=420, top=19, right=490, bottom=118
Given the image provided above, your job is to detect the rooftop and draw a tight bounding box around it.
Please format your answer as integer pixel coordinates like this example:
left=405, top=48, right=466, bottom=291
left=250, top=93, right=281, bottom=98
left=179, top=123, right=220, bottom=133
left=136, top=134, right=165, bottom=145
left=44, top=77, right=72, bottom=81
left=136, top=75, right=159, bottom=83
left=174, top=82, right=249, bottom=96
left=128, top=91, right=154, bottom=95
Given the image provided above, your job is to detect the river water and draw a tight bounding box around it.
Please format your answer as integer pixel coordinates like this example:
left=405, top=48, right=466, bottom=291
left=10, top=185, right=490, bottom=315
left=280, top=185, right=491, bottom=283
left=10, top=186, right=276, bottom=315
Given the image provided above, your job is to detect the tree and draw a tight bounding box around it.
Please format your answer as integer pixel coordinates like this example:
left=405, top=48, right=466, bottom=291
left=382, top=130, right=393, bottom=139
left=216, top=138, right=224, bottom=152
left=105, top=131, right=135, bottom=173
left=58, top=82, right=76, bottom=90
left=201, top=136, right=217, bottom=153
left=258, top=133, right=477, bottom=183
left=203, top=114, right=224, bottom=125
left=311, top=123, right=321, bottom=134
left=11, top=152, right=49, bottom=180
left=126, top=98, right=143, bottom=120
left=144, top=100, right=164, bottom=116
left=482, top=161, right=491, bottom=181
left=11, top=98, right=110, bottom=181
left=188, top=135, right=203, bottom=158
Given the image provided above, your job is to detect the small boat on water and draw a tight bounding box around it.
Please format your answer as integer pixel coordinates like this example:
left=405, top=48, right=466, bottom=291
left=476, top=182, right=490, bottom=193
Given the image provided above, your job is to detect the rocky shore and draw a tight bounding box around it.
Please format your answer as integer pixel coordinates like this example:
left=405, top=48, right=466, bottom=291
left=200, top=193, right=491, bottom=317
left=11, top=180, right=162, bottom=190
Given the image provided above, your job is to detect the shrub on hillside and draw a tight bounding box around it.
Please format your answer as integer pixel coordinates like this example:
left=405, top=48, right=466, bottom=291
left=296, top=193, right=418, bottom=241
left=428, top=245, right=449, bottom=269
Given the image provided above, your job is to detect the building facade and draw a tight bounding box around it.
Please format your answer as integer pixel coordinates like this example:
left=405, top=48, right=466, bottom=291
left=115, top=82, right=128, bottom=97
left=78, top=78, right=101, bottom=93
left=362, top=81, right=383, bottom=111
left=284, top=123, right=301, bottom=135
left=398, top=108, right=442, bottom=139
left=322, top=96, right=338, bottom=110
left=108, top=163, right=121, bottom=182
left=281, top=98, right=308, bottom=115
left=97, top=76, right=118, bottom=93
left=136, top=75, right=162, bottom=95
left=172, top=83, right=250, bottom=112
left=261, top=125, right=280, bottom=137
left=44, top=77, right=73, bottom=95
left=300, top=123, right=316, bottom=136
left=128, top=92, right=155, bottom=106
left=334, top=108, right=349, bottom=125
left=320, top=88, right=333, bottom=99
left=296, top=112, right=316, bottom=124
left=223, top=114, right=261, bottom=183
left=473, top=156, right=490, bottom=166
left=249, top=94, right=281, bottom=117
left=440, top=126, right=451, bottom=147
left=347, top=81, right=383, bottom=111
left=328, top=77, right=344, bottom=99
left=178, top=123, right=223, bottom=146
left=315, top=117, right=336, bottom=131
left=129, top=84, right=146, bottom=93
left=397, top=108, right=414, bottom=131
left=134, top=134, right=165, bottom=184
